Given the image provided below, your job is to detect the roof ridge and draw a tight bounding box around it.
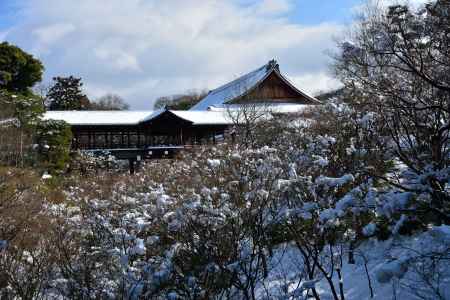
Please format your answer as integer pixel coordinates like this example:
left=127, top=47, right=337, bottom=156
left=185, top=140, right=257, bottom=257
left=208, top=61, right=272, bottom=95
left=190, top=59, right=321, bottom=110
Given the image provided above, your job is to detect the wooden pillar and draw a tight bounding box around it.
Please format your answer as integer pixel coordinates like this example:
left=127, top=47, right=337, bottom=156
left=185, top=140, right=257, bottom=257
left=135, top=157, right=141, bottom=172
left=137, top=131, right=141, bottom=148
left=73, top=134, right=78, bottom=150
left=127, top=131, right=131, bottom=148
left=110, top=132, right=114, bottom=149
left=180, top=128, right=183, bottom=145
left=146, top=129, right=151, bottom=147
left=121, top=132, right=124, bottom=148
left=93, top=132, right=97, bottom=149
left=129, top=158, right=135, bottom=174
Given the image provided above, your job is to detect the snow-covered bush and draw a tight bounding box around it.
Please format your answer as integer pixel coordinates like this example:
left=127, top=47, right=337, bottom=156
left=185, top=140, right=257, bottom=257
left=68, top=150, right=126, bottom=174
left=1, top=99, right=448, bottom=299
left=335, top=0, right=450, bottom=226
left=2, top=2, right=450, bottom=295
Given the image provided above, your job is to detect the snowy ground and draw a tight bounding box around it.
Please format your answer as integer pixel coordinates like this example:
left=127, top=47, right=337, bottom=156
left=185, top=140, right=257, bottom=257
left=259, top=226, right=450, bottom=299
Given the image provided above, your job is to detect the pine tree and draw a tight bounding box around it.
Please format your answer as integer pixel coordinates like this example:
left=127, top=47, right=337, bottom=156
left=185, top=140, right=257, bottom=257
left=47, top=76, right=90, bottom=110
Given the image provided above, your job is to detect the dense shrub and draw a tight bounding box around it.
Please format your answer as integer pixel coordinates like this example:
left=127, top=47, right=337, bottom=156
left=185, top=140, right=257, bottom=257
left=1, top=101, right=449, bottom=298
left=0, top=91, right=43, bottom=167
left=35, top=119, right=72, bottom=173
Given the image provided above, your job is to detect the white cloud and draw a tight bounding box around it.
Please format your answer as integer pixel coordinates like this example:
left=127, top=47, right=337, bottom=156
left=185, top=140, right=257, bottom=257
left=291, top=73, right=343, bottom=96
left=31, top=23, right=75, bottom=54
left=252, top=0, right=293, bottom=15
left=5, top=0, right=343, bottom=108
left=33, top=23, right=75, bottom=46
left=93, top=48, right=142, bottom=72
left=0, top=29, right=11, bottom=41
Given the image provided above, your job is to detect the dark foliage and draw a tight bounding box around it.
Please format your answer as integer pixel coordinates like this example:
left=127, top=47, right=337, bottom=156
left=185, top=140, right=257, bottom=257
left=154, top=90, right=208, bottom=110
left=0, top=42, right=44, bottom=94
left=47, top=76, right=90, bottom=110
left=35, top=120, right=72, bottom=173
left=89, top=93, right=129, bottom=110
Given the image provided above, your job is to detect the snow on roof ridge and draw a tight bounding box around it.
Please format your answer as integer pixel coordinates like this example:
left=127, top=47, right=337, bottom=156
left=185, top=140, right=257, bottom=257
left=190, top=61, right=276, bottom=111
left=208, top=62, right=270, bottom=96
left=140, top=109, right=166, bottom=122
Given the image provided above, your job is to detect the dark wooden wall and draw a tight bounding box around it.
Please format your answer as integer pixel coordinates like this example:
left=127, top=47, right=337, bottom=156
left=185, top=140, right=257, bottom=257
left=71, top=123, right=228, bottom=150
left=231, top=72, right=312, bottom=104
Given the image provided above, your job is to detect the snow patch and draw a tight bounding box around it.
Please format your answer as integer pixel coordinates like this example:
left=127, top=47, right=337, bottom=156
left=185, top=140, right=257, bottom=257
left=130, top=238, right=146, bottom=256
left=362, top=223, right=377, bottom=237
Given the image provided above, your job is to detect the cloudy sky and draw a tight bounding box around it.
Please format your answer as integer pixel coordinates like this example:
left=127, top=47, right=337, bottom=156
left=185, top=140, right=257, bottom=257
left=0, top=0, right=424, bottom=109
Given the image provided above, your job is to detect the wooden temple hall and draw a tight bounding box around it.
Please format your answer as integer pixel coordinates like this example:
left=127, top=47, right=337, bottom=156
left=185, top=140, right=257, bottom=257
left=44, top=110, right=231, bottom=158
left=44, top=60, right=320, bottom=160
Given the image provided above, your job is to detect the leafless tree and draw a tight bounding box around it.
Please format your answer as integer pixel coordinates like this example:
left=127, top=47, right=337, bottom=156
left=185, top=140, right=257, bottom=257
left=334, top=0, right=450, bottom=222
left=32, top=82, right=51, bottom=108
left=225, top=80, right=274, bottom=148
left=90, top=93, right=129, bottom=110
left=154, top=89, right=208, bottom=110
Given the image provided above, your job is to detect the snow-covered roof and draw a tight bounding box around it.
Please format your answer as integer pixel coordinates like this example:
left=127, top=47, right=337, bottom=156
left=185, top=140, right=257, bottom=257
left=168, top=111, right=231, bottom=125
left=190, top=64, right=269, bottom=111
left=190, top=60, right=320, bottom=111
left=43, top=110, right=233, bottom=126
left=43, top=111, right=152, bottom=125
left=44, top=104, right=312, bottom=127
left=207, top=103, right=311, bottom=114
left=140, top=110, right=231, bottom=125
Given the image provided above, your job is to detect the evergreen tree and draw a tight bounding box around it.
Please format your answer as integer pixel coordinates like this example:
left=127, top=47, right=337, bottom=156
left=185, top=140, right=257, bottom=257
left=47, top=76, right=90, bottom=110
left=0, top=41, right=44, bottom=94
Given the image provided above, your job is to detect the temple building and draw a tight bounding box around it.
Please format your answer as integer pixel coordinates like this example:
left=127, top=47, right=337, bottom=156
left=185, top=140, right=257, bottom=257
left=190, top=59, right=320, bottom=111
left=43, top=60, right=320, bottom=159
